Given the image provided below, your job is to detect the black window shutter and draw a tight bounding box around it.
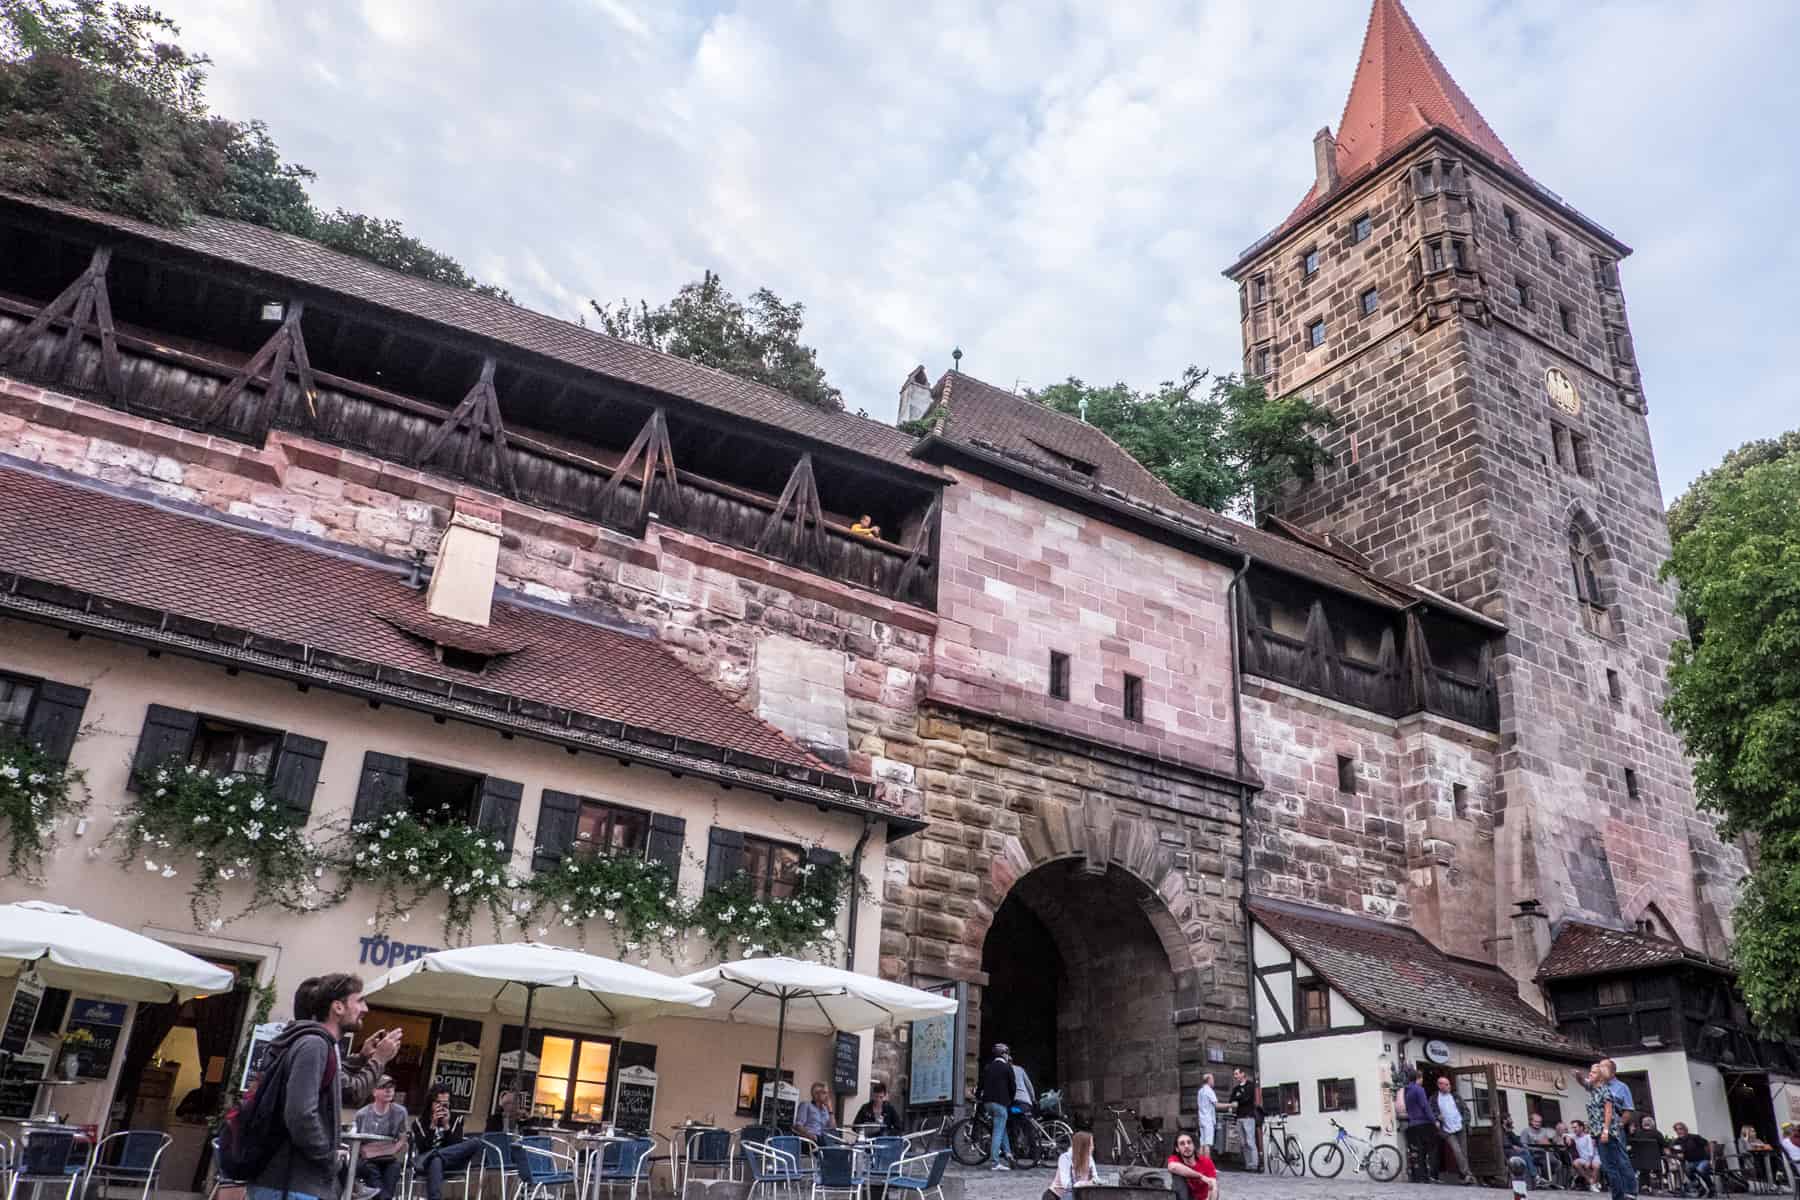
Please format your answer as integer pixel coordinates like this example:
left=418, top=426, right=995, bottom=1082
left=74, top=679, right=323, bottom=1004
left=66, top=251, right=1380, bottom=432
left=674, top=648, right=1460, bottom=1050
left=270, top=734, right=327, bottom=825
left=476, top=776, right=524, bottom=855
left=352, top=752, right=409, bottom=824
left=646, top=813, right=685, bottom=873
left=805, top=846, right=843, bottom=870
left=532, top=790, right=583, bottom=873
left=22, top=681, right=88, bottom=766
left=130, top=705, right=198, bottom=788
left=703, top=827, right=745, bottom=892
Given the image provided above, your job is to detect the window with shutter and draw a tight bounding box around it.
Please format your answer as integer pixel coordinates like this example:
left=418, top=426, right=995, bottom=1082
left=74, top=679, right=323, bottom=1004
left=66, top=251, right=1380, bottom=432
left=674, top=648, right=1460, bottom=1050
left=19, top=680, right=89, bottom=766
left=352, top=751, right=410, bottom=824
left=269, top=734, right=327, bottom=824
left=476, top=777, right=523, bottom=855
left=703, top=827, right=746, bottom=892
left=130, top=705, right=199, bottom=788
left=532, top=789, right=584, bottom=872
left=744, top=834, right=804, bottom=900
left=646, top=813, right=685, bottom=873
left=0, top=673, right=34, bottom=740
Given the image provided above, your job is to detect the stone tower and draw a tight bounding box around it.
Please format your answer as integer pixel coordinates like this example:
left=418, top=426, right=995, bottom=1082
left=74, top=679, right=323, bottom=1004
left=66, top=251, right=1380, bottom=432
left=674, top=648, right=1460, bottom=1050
left=1224, top=0, right=1741, bottom=982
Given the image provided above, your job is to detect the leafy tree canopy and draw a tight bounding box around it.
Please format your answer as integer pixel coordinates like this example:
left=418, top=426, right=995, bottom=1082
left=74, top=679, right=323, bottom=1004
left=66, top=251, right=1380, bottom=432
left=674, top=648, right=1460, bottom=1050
left=591, top=270, right=842, bottom=410
left=0, top=0, right=509, bottom=298
left=1026, top=367, right=1335, bottom=514
left=1662, top=442, right=1800, bottom=1034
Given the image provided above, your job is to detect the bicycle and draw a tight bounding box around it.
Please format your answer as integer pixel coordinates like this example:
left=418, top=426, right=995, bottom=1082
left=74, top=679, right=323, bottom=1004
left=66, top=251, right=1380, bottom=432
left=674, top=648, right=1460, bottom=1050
left=1102, top=1104, right=1165, bottom=1167
left=1308, top=1118, right=1403, bottom=1181
left=1262, top=1116, right=1306, bottom=1177
left=949, top=1105, right=1044, bottom=1168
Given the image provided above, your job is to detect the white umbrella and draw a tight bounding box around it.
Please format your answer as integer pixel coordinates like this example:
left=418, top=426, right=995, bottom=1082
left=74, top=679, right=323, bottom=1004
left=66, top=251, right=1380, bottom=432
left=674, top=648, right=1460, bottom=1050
left=0, top=901, right=235, bottom=1002
left=679, top=957, right=958, bottom=1123
left=364, top=942, right=714, bottom=1100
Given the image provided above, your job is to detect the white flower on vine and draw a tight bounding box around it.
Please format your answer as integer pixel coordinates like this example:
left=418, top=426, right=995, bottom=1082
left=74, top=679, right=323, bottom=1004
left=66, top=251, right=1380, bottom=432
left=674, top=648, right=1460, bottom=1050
left=408, top=865, right=420, bottom=876
left=154, top=788, right=167, bottom=797
left=209, top=919, right=223, bottom=931
left=27, top=772, right=44, bottom=785
left=245, top=821, right=263, bottom=842
left=219, top=868, right=236, bottom=881
left=379, top=828, right=390, bottom=839
left=602, top=909, right=615, bottom=921
left=400, top=912, right=411, bottom=924
left=249, top=796, right=266, bottom=812
left=367, top=916, right=377, bottom=927
left=560, top=902, right=572, bottom=914
left=193, top=813, right=210, bottom=825
left=160, top=865, right=177, bottom=878
left=741, top=948, right=756, bottom=959
left=0, top=765, right=18, bottom=782
left=662, top=925, right=677, bottom=937
left=144, top=859, right=158, bottom=871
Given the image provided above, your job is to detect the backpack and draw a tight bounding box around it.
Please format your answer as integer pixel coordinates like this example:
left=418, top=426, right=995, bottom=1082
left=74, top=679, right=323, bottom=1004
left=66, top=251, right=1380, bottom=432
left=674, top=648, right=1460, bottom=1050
left=218, top=1026, right=340, bottom=1181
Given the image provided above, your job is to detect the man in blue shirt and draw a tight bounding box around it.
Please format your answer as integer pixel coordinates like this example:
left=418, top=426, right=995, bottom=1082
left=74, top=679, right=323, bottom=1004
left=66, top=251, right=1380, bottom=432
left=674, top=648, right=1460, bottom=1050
left=1402, top=1070, right=1439, bottom=1182
left=1575, top=1060, right=1637, bottom=1200
left=794, top=1082, right=837, bottom=1142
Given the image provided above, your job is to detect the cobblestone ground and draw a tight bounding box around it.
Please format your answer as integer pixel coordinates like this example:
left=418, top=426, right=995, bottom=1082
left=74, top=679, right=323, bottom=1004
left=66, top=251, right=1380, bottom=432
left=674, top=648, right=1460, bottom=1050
left=949, top=1161, right=1520, bottom=1200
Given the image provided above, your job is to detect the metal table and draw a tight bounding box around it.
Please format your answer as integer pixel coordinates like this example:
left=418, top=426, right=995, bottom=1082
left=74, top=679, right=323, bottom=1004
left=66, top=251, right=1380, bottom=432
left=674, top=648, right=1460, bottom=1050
left=339, top=1129, right=393, bottom=1200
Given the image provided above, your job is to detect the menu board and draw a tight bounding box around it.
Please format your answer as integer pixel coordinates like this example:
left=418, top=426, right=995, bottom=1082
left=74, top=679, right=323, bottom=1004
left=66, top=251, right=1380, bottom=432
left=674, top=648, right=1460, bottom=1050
left=833, top=1032, right=860, bottom=1096
left=430, top=1029, right=482, bottom=1118
left=65, top=998, right=128, bottom=1081
left=0, top=1048, right=50, bottom=1119
left=613, top=1066, right=657, bottom=1133
left=907, top=982, right=961, bottom=1106
left=2, top=972, right=45, bottom=1056
left=240, top=1022, right=288, bottom=1092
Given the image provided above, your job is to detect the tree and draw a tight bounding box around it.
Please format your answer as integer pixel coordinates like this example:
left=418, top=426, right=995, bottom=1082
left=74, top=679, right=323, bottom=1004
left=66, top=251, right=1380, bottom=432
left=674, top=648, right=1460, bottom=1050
left=591, top=271, right=842, bottom=410
left=1026, top=368, right=1335, bottom=513
left=1662, top=443, right=1800, bottom=1034
left=0, top=0, right=508, bottom=297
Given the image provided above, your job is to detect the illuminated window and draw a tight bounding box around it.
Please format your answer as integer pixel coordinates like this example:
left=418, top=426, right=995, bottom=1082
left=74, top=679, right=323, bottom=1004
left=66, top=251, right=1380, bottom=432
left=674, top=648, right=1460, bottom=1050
left=497, top=1027, right=616, bottom=1126
left=742, top=834, right=803, bottom=901
left=573, top=799, right=650, bottom=858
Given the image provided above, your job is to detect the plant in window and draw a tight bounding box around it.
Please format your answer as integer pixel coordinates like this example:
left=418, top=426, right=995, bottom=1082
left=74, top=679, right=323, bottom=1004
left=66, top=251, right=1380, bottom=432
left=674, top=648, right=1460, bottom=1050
left=0, top=738, right=87, bottom=881
left=115, top=760, right=338, bottom=929
left=335, top=804, right=514, bottom=943
left=689, top=851, right=853, bottom=961
left=522, top=851, right=684, bottom=960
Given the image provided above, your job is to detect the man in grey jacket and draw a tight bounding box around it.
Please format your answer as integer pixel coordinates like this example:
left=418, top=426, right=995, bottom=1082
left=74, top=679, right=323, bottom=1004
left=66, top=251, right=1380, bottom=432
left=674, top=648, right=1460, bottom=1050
left=248, top=974, right=402, bottom=1200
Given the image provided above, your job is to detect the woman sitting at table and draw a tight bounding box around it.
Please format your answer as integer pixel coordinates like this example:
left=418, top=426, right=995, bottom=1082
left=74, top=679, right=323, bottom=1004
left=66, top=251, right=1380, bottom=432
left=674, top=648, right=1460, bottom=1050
left=852, top=1081, right=902, bottom=1137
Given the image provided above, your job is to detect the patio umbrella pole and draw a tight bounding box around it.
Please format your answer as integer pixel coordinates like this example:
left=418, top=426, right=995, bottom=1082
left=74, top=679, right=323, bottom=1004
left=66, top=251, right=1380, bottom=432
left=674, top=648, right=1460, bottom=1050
left=769, top=988, right=788, bottom=1129
left=516, top=981, right=538, bottom=1125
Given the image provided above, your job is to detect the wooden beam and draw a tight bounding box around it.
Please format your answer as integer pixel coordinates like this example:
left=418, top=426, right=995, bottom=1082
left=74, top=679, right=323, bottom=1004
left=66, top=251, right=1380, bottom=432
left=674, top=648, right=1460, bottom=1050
left=755, top=453, right=828, bottom=562
left=890, top=492, right=942, bottom=601
left=414, top=357, right=519, bottom=498
left=0, top=246, right=128, bottom=406
left=0, top=246, right=105, bottom=369
left=594, top=408, right=681, bottom=526
left=594, top=409, right=659, bottom=518
left=200, top=299, right=315, bottom=426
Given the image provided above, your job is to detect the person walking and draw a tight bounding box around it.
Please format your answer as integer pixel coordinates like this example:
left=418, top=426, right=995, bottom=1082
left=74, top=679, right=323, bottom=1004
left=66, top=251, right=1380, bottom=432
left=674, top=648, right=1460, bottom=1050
left=1432, top=1075, right=1476, bottom=1185
left=1229, top=1067, right=1260, bottom=1171
left=1045, top=1130, right=1100, bottom=1200
left=1402, top=1069, right=1439, bottom=1183
left=981, top=1045, right=1016, bottom=1170
left=1195, top=1074, right=1218, bottom=1156
left=1574, top=1061, right=1635, bottom=1200
left=352, top=1076, right=409, bottom=1200
left=411, top=1083, right=485, bottom=1200
left=247, top=973, right=401, bottom=1200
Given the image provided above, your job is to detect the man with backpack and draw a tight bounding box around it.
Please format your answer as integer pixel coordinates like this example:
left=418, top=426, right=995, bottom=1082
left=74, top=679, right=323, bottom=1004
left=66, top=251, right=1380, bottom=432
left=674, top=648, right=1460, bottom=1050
left=232, top=973, right=402, bottom=1200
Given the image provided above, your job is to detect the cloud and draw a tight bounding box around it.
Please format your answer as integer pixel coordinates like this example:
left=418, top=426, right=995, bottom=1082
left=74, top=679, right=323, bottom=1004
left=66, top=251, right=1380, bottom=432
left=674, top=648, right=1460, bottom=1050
left=154, top=0, right=1798, bottom=502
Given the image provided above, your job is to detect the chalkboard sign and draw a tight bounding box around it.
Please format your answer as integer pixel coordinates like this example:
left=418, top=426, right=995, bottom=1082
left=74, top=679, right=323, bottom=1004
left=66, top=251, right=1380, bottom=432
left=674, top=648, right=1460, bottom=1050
left=2, top=973, right=44, bottom=1056
left=0, top=1050, right=49, bottom=1119
left=430, top=1042, right=480, bottom=1117
left=66, top=998, right=128, bottom=1081
left=613, top=1065, right=656, bottom=1133
left=833, top=1032, right=860, bottom=1096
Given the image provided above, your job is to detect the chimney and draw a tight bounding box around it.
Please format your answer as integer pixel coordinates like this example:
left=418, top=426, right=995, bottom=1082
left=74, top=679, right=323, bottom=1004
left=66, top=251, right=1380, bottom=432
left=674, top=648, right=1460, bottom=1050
left=1509, top=898, right=1555, bottom=1010
left=1313, top=127, right=1341, bottom=197
left=425, top=497, right=502, bottom=627
left=897, top=365, right=935, bottom=426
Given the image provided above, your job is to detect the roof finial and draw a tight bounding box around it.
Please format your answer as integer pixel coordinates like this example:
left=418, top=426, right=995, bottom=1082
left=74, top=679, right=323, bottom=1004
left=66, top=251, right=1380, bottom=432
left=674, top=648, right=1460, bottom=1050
left=951, top=345, right=963, bottom=371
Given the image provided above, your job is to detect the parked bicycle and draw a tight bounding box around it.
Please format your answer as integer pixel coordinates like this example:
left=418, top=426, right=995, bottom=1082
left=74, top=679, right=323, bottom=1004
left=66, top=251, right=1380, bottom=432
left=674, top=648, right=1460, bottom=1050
left=1308, top=1118, right=1402, bottom=1181
left=1262, top=1116, right=1306, bottom=1177
left=949, top=1104, right=1049, bottom=1168
left=1102, top=1103, right=1165, bottom=1167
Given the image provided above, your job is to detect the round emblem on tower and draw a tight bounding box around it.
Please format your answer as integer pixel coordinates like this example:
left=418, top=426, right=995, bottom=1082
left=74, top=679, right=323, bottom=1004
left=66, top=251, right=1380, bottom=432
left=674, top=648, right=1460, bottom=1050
left=1546, top=366, right=1581, bottom=415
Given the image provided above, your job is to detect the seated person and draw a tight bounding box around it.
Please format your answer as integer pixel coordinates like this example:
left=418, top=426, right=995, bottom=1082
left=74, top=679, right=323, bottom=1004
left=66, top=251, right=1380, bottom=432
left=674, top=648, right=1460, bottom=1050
left=1166, top=1132, right=1217, bottom=1200
left=353, top=1076, right=410, bottom=1200
left=794, top=1082, right=838, bottom=1142
left=1569, top=1121, right=1603, bottom=1191
left=852, top=1081, right=902, bottom=1136
left=1670, top=1122, right=1715, bottom=1197
left=1523, top=1113, right=1559, bottom=1183
left=1553, top=1121, right=1570, bottom=1145
left=1049, top=1131, right=1100, bottom=1200
left=411, top=1083, right=485, bottom=1200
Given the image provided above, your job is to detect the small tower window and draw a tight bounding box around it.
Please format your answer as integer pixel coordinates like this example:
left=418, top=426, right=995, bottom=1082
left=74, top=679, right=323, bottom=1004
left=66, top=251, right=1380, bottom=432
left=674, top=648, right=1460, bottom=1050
left=1624, top=767, right=1641, bottom=800
left=1504, top=206, right=1522, bottom=239
left=1255, top=347, right=1272, bottom=377
left=1415, top=162, right=1437, bottom=194
left=1351, top=214, right=1373, bottom=244
left=1336, top=754, right=1357, bottom=794
left=1308, top=319, right=1327, bottom=348
left=1360, top=287, right=1380, bottom=317
left=1452, top=239, right=1470, bottom=269
left=1453, top=784, right=1469, bottom=818
left=1123, top=674, right=1144, bottom=723
left=1547, top=232, right=1565, bottom=262
left=1049, top=651, right=1070, bottom=701
left=1428, top=241, right=1446, bottom=272
left=1559, top=303, right=1576, bottom=335
left=1606, top=669, right=1624, bottom=703
left=1569, top=522, right=1612, bottom=633
left=1513, top=278, right=1532, bottom=309
left=1570, top=431, right=1593, bottom=478
left=1301, top=247, right=1321, bottom=278
left=1252, top=273, right=1268, bottom=303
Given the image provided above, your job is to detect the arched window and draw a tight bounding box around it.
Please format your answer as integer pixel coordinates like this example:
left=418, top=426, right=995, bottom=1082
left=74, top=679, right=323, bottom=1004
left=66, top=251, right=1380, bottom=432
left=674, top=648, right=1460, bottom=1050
left=1568, top=520, right=1615, bottom=635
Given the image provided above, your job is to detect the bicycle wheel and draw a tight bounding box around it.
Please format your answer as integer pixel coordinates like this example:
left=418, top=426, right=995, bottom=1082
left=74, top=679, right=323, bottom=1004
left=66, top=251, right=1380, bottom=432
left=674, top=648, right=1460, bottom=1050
left=1135, top=1132, right=1164, bottom=1167
left=1048, top=1121, right=1074, bottom=1155
left=1283, top=1136, right=1306, bottom=1177
left=1267, top=1135, right=1292, bottom=1178
left=949, top=1116, right=989, bottom=1166
left=1309, top=1141, right=1346, bottom=1179
left=1007, top=1116, right=1041, bottom=1168
left=1367, top=1144, right=1403, bottom=1182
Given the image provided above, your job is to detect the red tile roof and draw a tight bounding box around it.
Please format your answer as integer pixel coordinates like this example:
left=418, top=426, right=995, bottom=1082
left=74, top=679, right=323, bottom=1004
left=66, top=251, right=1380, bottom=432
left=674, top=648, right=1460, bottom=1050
left=1537, top=921, right=1732, bottom=982
left=1250, top=896, right=1591, bottom=1058
left=0, top=461, right=834, bottom=775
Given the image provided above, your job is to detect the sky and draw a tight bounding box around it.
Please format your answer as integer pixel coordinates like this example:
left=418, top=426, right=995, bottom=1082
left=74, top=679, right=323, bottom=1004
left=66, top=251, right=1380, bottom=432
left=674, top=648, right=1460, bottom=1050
left=154, top=0, right=1798, bottom=504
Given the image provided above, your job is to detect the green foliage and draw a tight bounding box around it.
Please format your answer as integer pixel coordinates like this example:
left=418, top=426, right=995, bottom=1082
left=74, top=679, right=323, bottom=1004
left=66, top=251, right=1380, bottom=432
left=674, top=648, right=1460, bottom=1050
left=522, top=851, right=685, bottom=960
left=115, top=759, right=338, bottom=929
left=688, top=855, right=850, bottom=960
left=0, top=0, right=507, bottom=295
left=340, top=806, right=516, bottom=944
left=0, top=737, right=86, bottom=880
left=1661, top=448, right=1800, bottom=1034
left=592, top=271, right=843, bottom=410
left=1666, top=430, right=1799, bottom=549
left=1028, top=369, right=1335, bottom=512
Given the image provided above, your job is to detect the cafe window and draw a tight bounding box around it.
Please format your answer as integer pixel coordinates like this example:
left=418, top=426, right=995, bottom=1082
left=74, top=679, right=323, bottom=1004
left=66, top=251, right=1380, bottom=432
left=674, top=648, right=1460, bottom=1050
left=1526, top=1093, right=1564, bottom=1126
left=574, top=799, right=650, bottom=858
left=352, top=752, right=522, bottom=852
left=1319, top=1078, right=1358, bottom=1112
left=1297, top=980, right=1330, bottom=1031
left=742, top=834, right=804, bottom=901
left=403, top=761, right=484, bottom=824
left=189, top=716, right=282, bottom=780
left=737, top=1064, right=797, bottom=1120
left=496, top=1025, right=617, bottom=1126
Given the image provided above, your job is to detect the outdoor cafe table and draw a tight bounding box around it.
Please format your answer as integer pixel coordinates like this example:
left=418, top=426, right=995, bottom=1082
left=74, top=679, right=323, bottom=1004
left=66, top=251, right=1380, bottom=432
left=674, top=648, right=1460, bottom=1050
left=668, top=1124, right=725, bottom=1195
left=571, top=1130, right=644, bottom=1200
left=339, top=1130, right=393, bottom=1200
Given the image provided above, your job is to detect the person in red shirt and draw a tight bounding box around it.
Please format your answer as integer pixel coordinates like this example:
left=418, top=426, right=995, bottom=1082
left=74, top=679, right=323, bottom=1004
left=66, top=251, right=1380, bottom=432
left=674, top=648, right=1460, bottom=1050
left=1167, top=1132, right=1218, bottom=1200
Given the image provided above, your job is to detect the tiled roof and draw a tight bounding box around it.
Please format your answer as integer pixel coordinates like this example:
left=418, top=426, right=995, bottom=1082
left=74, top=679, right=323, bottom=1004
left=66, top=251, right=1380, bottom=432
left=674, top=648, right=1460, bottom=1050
left=0, top=460, right=837, bottom=777
left=0, top=192, right=937, bottom=479
left=1537, top=921, right=1733, bottom=982
left=1249, top=896, right=1590, bottom=1058
left=919, top=370, right=1489, bottom=621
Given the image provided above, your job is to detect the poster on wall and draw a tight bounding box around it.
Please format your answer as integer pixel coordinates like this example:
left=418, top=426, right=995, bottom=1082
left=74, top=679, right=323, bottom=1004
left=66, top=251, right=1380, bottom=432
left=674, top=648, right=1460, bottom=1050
left=240, top=1021, right=288, bottom=1092
left=908, top=982, right=961, bottom=1106
left=65, top=998, right=128, bottom=1080
left=2, top=972, right=45, bottom=1056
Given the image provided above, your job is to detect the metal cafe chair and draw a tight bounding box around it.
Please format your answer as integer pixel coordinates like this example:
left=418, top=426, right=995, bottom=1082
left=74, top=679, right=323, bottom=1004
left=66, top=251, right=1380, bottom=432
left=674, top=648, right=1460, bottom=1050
left=863, top=1138, right=905, bottom=1195
left=877, top=1150, right=949, bottom=1200
left=589, top=1137, right=656, bottom=1200
left=476, top=1132, right=518, bottom=1200
left=85, top=1131, right=172, bottom=1200
left=511, top=1136, right=578, bottom=1200
left=811, top=1145, right=868, bottom=1200
left=680, top=1128, right=736, bottom=1190
left=741, top=1141, right=806, bottom=1200
left=7, top=1128, right=84, bottom=1200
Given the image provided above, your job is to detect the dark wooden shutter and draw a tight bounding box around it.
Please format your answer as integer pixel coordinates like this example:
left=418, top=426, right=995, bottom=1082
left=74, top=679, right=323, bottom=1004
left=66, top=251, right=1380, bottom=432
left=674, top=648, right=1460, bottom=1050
left=130, top=705, right=198, bottom=788
left=351, top=752, right=409, bottom=824
left=805, top=846, right=843, bottom=871
left=476, top=776, right=523, bottom=855
left=22, top=681, right=88, bottom=766
left=646, top=813, right=685, bottom=873
left=702, top=827, right=745, bottom=892
left=269, top=734, right=327, bottom=825
left=532, top=789, right=583, bottom=872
